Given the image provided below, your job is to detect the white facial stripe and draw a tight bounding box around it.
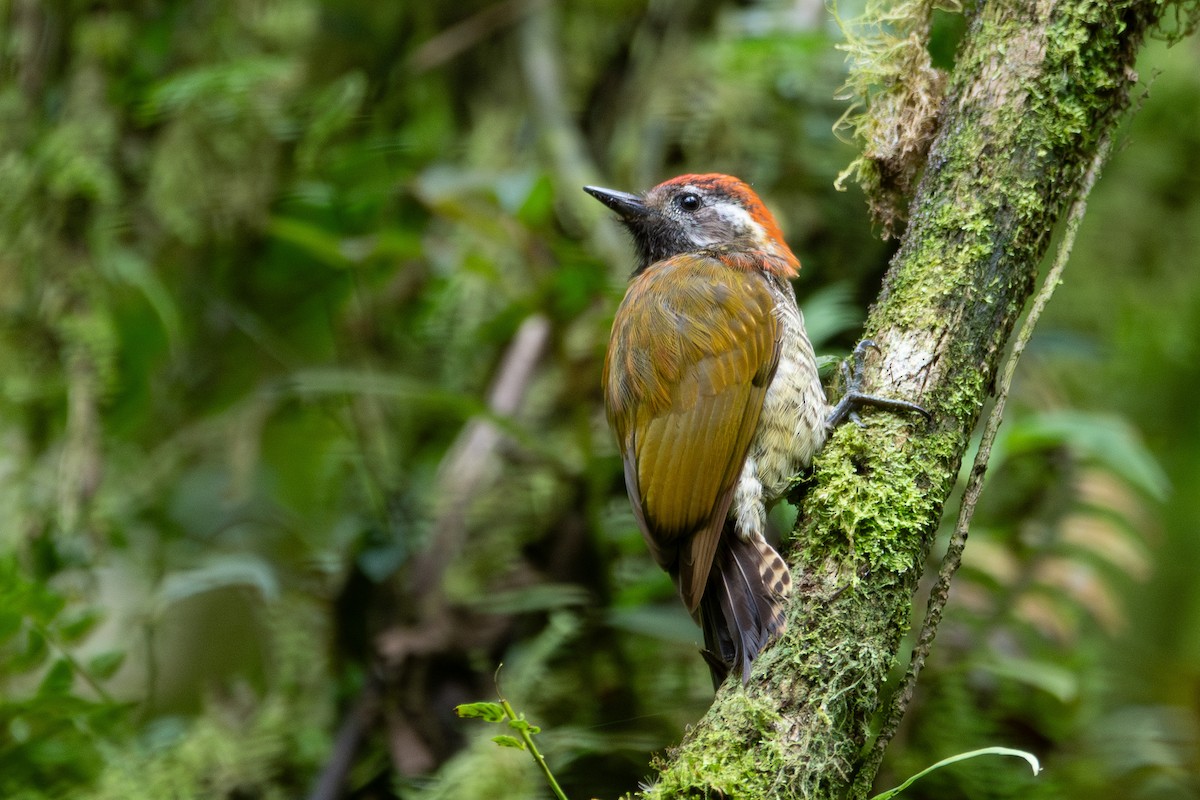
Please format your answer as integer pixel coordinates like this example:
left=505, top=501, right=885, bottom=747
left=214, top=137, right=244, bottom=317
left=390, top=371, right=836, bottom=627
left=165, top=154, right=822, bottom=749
left=714, top=201, right=773, bottom=250
left=714, top=202, right=756, bottom=234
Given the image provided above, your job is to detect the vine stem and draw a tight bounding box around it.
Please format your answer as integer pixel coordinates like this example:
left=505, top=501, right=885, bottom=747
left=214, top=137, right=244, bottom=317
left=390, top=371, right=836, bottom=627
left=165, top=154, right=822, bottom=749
left=852, top=129, right=1114, bottom=797
left=490, top=663, right=570, bottom=800
left=499, top=696, right=569, bottom=800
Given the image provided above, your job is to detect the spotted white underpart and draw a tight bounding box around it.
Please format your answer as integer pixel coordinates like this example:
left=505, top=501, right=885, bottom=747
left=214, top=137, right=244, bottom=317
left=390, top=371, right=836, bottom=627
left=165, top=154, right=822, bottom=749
left=732, top=277, right=829, bottom=542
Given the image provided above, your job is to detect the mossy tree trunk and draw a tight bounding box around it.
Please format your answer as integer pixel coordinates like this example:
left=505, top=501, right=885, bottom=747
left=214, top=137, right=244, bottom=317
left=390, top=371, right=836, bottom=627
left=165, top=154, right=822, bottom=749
left=644, top=1, right=1194, bottom=798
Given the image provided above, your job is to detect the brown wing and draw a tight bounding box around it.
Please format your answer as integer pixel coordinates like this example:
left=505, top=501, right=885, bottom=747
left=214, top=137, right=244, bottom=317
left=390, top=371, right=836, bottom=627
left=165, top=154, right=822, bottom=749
left=603, top=254, right=781, bottom=613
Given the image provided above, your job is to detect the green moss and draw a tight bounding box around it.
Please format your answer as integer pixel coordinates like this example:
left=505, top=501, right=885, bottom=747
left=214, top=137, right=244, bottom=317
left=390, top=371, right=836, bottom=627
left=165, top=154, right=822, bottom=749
left=833, top=0, right=965, bottom=234
left=802, top=422, right=949, bottom=573
left=646, top=691, right=788, bottom=799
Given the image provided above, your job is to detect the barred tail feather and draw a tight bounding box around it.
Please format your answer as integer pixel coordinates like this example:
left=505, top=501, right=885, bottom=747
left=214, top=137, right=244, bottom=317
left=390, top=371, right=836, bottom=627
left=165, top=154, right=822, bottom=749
left=697, top=525, right=792, bottom=687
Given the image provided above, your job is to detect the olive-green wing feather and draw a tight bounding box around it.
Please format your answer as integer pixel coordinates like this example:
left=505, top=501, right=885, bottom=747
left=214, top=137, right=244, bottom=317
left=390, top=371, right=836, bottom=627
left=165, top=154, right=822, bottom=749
left=603, top=255, right=781, bottom=613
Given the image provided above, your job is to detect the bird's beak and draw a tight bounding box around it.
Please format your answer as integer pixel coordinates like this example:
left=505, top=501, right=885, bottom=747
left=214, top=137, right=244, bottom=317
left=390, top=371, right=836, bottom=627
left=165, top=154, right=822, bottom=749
left=583, top=185, right=650, bottom=220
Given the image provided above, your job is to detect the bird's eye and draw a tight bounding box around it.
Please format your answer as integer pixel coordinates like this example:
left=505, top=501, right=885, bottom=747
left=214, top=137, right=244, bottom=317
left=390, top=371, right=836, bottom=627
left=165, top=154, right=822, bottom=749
left=677, top=193, right=702, bottom=212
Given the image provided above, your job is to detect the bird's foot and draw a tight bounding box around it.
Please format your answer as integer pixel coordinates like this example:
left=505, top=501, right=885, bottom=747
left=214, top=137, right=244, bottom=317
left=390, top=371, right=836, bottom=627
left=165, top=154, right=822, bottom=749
left=825, top=340, right=930, bottom=429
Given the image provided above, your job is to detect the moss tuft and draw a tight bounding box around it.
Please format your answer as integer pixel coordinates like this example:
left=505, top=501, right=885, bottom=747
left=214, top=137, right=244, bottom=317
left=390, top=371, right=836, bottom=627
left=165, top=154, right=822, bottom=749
left=645, top=690, right=788, bottom=799
left=802, top=421, right=947, bottom=572
left=833, top=0, right=965, bottom=236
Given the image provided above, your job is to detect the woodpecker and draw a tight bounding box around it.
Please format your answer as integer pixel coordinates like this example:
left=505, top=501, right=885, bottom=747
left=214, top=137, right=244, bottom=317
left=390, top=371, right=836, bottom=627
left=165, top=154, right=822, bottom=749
left=585, top=174, right=924, bottom=686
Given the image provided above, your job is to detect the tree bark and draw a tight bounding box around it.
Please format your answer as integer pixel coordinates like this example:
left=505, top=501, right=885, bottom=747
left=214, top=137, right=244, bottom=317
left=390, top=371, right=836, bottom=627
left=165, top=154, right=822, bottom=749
left=644, top=2, right=1192, bottom=798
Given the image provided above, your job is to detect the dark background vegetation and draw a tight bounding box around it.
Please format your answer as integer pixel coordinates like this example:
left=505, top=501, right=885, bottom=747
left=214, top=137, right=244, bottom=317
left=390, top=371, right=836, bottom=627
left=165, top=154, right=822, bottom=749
left=1, top=1, right=1197, bottom=798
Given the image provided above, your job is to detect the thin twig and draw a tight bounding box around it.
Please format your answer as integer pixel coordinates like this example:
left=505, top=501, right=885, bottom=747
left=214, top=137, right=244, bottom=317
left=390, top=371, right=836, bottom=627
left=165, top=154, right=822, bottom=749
left=852, top=131, right=1114, bottom=797
left=409, top=0, right=533, bottom=73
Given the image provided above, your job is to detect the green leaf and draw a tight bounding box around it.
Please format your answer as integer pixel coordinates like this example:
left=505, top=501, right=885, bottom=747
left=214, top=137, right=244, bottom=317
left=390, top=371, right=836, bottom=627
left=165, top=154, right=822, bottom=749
left=267, top=216, right=354, bottom=268
left=517, top=174, right=555, bottom=224
left=295, top=73, right=367, bottom=170
left=606, top=606, right=699, bottom=644
left=470, top=583, right=590, bottom=615
left=38, top=658, right=75, bottom=697
left=816, top=354, right=841, bottom=376
left=155, top=555, right=280, bottom=612
left=141, top=57, right=293, bottom=119
left=802, top=283, right=861, bottom=349
left=17, top=628, right=49, bottom=670
left=102, top=248, right=183, bottom=351
left=0, top=609, right=23, bottom=644
left=998, top=411, right=1169, bottom=500
left=491, top=735, right=525, bottom=750
left=57, top=610, right=101, bottom=643
left=88, top=651, right=126, bottom=680
left=282, top=368, right=561, bottom=465
left=283, top=369, right=481, bottom=415
left=979, top=655, right=1079, bottom=703
left=870, top=747, right=1041, bottom=800
left=355, top=540, right=410, bottom=584
left=455, top=702, right=506, bottom=722
left=508, top=718, right=541, bottom=736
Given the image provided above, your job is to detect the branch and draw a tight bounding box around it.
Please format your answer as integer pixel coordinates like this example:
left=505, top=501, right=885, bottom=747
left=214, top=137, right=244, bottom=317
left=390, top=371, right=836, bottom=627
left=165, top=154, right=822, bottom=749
left=853, top=126, right=1115, bottom=798
left=644, top=2, right=1185, bottom=797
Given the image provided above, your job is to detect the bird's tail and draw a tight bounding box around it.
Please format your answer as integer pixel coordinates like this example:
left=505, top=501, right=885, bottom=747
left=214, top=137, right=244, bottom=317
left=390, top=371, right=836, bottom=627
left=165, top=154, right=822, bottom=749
left=697, top=525, right=792, bottom=687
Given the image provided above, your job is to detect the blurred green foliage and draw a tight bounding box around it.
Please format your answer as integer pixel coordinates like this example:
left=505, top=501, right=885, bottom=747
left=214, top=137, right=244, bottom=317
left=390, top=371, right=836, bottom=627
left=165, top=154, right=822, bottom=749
left=0, top=1, right=1197, bottom=798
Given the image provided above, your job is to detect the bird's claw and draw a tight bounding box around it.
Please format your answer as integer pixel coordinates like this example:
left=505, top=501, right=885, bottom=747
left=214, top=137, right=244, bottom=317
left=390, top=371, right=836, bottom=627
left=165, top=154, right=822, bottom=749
left=826, top=340, right=930, bottom=429
left=853, top=339, right=881, bottom=361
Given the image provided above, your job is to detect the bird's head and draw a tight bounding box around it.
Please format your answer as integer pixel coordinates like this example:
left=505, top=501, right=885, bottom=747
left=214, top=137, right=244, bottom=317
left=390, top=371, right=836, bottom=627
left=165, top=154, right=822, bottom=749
left=583, top=174, right=800, bottom=278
